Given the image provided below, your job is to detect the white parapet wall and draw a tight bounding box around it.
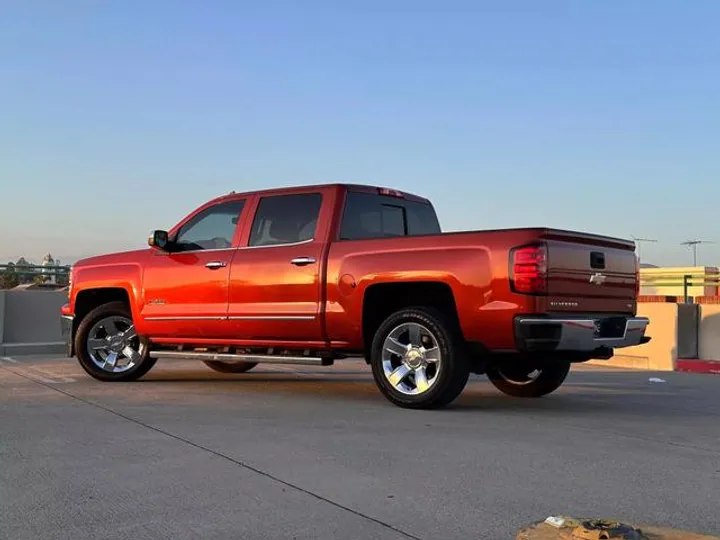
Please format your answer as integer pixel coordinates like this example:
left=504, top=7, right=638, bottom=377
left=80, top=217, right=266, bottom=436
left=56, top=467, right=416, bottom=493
left=0, top=290, right=68, bottom=356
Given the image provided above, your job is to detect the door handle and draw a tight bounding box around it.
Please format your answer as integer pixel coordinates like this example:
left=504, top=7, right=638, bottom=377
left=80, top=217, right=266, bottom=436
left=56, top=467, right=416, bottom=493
left=205, top=261, right=227, bottom=269
left=291, top=257, right=317, bottom=266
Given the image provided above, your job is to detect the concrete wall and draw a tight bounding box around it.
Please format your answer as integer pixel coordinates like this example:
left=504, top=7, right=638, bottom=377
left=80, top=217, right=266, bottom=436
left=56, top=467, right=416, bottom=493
left=699, top=304, right=720, bottom=361
left=677, top=303, right=699, bottom=359
left=590, top=303, right=681, bottom=371
left=0, top=290, right=67, bottom=355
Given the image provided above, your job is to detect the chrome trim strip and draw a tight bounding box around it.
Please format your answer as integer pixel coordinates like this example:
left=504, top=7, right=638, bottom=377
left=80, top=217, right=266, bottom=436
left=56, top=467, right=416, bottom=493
left=145, top=315, right=316, bottom=321
left=61, top=315, right=74, bottom=321
left=228, top=315, right=316, bottom=320
left=242, top=238, right=315, bottom=250
left=152, top=238, right=315, bottom=256
left=155, top=247, right=237, bottom=255
left=144, top=316, right=227, bottom=321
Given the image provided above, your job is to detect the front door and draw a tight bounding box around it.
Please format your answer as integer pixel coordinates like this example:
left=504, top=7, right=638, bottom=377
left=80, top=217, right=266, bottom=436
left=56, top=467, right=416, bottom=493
left=141, top=198, right=247, bottom=339
left=227, top=189, right=333, bottom=344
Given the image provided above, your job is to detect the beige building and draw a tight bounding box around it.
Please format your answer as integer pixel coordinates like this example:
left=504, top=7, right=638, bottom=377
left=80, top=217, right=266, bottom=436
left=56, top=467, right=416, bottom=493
left=640, top=266, right=719, bottom=298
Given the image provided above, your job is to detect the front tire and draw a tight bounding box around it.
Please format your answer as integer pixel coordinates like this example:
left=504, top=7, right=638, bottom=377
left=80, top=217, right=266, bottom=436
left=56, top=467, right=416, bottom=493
left=370, top=307, right=470, bottom=409
left=203, top=360, right=258, bottom=374
left=486, top=360, right=570, bottom=397
left=75, top=301, right=156, bottom=382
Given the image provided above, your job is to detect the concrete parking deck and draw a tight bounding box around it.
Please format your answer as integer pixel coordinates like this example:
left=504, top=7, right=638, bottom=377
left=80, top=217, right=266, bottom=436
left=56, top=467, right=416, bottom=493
left=1, top=357, right=719, bottom=539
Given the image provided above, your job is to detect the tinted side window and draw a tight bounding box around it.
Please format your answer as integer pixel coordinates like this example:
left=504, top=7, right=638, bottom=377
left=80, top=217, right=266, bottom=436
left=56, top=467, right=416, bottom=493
left=174, top=199, right=245, bottom=251
left=404, top=200, right=443, bottom=236
left=339, top=192, right=441, bottom=240
left=249, top=193, right=323, bottom=247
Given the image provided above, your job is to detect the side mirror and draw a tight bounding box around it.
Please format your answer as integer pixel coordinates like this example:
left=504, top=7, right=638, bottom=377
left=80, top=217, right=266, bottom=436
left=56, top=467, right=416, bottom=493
left=148, top=230, right=170, bottom=250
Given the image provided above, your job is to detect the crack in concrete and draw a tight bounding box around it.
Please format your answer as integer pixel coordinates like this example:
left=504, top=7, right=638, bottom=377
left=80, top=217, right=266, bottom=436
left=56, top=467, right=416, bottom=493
left=3, top=368, right=424, bottom=540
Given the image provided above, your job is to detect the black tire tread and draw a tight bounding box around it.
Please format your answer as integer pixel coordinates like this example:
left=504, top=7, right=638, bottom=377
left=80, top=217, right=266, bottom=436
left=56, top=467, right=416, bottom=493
left=486, top=361, right=570, bottom=398
left=370, top=306, right=469, bottom=409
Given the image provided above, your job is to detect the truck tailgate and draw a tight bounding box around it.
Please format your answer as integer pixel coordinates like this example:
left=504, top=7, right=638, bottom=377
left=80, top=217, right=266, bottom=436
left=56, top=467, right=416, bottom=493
left=542, top=229, right=638, bottom=313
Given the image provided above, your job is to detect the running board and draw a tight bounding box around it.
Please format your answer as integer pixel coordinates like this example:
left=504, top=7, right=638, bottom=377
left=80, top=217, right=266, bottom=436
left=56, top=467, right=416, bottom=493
left=151, top=350, right=331, bottom=366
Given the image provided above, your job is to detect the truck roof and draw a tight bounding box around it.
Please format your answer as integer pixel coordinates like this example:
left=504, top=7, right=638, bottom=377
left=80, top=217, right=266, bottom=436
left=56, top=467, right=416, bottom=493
left=206, top=183, right=431, bottom=205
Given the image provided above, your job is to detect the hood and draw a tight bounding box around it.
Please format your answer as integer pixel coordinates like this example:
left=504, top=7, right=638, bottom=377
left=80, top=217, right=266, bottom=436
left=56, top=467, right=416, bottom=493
left=73, top=248, right=151, bottom=268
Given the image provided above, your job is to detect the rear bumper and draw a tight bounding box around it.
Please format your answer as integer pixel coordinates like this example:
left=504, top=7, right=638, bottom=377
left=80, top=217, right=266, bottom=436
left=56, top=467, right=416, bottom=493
left=515, top=316, right=650, bottom=353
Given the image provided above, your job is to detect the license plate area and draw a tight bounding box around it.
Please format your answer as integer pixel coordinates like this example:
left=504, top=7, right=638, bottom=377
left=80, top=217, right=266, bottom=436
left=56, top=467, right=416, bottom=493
left=595, top=317, right=627, bottom=338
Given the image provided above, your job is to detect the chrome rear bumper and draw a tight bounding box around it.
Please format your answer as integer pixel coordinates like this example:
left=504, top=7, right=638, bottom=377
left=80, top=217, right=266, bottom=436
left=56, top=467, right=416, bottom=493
left=515, top=316, right=650, bottom=352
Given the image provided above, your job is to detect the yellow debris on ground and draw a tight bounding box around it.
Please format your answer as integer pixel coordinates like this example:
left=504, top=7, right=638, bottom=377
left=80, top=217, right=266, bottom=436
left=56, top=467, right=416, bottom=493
left=516, top=516, right=720, bottom=540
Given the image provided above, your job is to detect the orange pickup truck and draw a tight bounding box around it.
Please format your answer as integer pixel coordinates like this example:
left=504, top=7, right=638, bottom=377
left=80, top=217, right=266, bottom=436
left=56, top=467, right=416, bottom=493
left=61, top=183, right=650, bottom=409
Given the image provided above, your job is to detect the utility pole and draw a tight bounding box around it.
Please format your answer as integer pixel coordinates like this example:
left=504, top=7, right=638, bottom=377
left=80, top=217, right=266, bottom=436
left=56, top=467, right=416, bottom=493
left=680, top=240, right=715, bottom=267
left=631, top=236, right=657, bottom=263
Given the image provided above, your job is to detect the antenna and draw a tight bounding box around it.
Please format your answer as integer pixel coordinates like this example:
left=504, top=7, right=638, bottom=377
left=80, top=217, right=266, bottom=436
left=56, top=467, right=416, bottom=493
left=631, top=236, right=657, bottom=263
left=680, top=239, right=715, bottom=266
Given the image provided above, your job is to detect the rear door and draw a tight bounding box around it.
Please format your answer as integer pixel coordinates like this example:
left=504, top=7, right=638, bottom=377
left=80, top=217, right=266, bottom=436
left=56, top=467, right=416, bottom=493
left=542, top=230, right=638, bottom=313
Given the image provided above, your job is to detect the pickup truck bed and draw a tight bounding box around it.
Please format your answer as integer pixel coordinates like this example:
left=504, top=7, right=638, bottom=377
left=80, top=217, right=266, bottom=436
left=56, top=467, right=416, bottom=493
left=61, top=183, right=650, bottom=409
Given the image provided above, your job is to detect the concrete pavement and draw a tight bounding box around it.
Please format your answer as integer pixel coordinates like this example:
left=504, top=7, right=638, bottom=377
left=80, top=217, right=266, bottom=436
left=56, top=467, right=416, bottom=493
left=1, top=356, right=719, bottom=540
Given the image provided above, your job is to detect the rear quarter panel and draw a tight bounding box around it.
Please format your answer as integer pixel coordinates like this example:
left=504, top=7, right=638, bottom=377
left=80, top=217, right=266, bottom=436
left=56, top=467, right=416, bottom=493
left=326, top=230, right=539, bottom=350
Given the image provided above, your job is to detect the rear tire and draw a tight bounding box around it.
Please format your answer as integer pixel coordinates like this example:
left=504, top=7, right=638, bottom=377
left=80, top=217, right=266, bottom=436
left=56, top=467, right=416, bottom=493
left=370, top=307, right=469, bottom=409
left=486, top=359, right=570, bottom=397
left=75, top=301, right=156, bottom=382
left=203, top=360, right=258, bottom=374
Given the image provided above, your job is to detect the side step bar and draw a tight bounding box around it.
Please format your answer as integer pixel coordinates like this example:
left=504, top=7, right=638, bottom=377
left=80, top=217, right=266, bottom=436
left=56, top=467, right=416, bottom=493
left=151, top=350, right=332, bottom=366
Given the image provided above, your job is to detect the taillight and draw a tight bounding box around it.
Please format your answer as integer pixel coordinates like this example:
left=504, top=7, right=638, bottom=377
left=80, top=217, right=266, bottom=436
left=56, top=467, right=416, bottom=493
left=510, top=244, right=547, bottom=295
left=634, top=255, right=640, bottom=297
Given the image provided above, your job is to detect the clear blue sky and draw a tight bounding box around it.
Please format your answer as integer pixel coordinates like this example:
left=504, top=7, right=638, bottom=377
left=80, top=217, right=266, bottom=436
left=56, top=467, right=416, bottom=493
left=2, top=0, right=719, bottom=267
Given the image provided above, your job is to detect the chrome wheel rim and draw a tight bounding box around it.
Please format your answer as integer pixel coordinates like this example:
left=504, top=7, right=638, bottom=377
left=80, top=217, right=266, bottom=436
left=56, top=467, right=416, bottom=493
left=381, top=322, right=441, bottom=396
left=86, top=315, right=144, bottom=373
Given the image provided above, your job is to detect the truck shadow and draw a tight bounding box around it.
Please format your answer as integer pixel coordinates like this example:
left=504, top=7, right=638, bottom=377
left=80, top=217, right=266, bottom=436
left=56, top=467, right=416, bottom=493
left=453, top=368, right=720, bottom=418
left=136, top=367, right=718, bottom=417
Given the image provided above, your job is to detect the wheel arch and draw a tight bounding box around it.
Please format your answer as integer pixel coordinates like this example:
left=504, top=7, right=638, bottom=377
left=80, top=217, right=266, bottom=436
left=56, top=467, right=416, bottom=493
left=361, top=281, right=461, bottom=363
left=70, top=288, right=132, bottom=356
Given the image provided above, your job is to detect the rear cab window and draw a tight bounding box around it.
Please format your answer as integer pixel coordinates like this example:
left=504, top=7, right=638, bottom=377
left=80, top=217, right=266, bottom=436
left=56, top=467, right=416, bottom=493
left=339, top=191, right=441, bottom=240
left=249, top=193, right=323, bottom=247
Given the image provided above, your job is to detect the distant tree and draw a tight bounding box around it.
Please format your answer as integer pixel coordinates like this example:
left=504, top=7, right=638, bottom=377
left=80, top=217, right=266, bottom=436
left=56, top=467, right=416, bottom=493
left=0, top=262, right=19, bottom=289
left=14, top=257, right=35, bottom=285
left=56, top=267, right=70, bottom=287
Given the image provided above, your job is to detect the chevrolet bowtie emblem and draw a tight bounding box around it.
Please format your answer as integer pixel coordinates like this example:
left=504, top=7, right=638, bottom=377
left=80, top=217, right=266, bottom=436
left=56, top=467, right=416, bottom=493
left=589, top=272, right=607, bottom=285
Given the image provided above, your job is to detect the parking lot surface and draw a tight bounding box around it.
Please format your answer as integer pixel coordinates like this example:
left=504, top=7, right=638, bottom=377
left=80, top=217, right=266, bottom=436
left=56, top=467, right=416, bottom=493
left=1, top=355, right=719, bottom=540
